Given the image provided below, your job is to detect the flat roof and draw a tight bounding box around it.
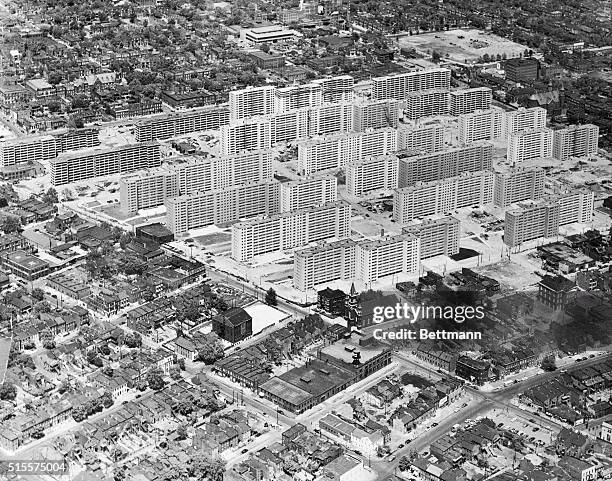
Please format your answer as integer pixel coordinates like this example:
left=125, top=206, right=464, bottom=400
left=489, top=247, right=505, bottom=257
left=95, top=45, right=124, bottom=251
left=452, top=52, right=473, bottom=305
left=320, top=335, right=386, bottom=365
left=277, top=358, right=353, bottom=397
left=5, top=250, right=49, bottom=270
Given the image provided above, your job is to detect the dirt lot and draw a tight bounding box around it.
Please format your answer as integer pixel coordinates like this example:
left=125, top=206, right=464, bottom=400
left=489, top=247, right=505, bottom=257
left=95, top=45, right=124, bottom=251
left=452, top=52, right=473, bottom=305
left=398, top=29, right=529, bottom=64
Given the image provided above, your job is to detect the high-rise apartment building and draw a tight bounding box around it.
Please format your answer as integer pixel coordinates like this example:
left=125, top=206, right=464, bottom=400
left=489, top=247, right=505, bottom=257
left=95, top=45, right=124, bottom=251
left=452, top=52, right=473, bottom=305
left=507, top=128, right=553, bottom=164
left=355, top=234, right=420, bottom=285
left=165, top=180, right=280, bottom=235
left=50, top=142, right=161, bottom=186
left=397, top=123, right=445, bottom=153
left=229, top=85, right=276, bottom=120
left=346, top=154, right=398, bottom=196
left=220, top=117, right=273, bottom=156
left=293, top=234, right=420, bottom=290
left=231, top=201, right=351, bottom=262
left=352, top=99, right=399, bottom=131
left=274, top=83, right=323, bottom=113
left=294, top=239, right=356, bottom=291
left=503, top=107, right=547, bottom=138
left=0, top=128, right=100, bottom=167
left=134, top=107, right=230, bottom=142
left=120, top=169, right=179, bottom=214
left=449, top=88, right=492, bottom=116
left=371, top=68, right=451, bottom=100
left=312, top=75, right=355, bottom=103
left=402, top=216, right=460, bottom=259
left=553, top=190, right=594, bottom=226
left=493, top=167, right=545, bottom=207
left=504, top=190, right=594, bottom=247
left=397, top=144, right=493, bottom=187
left=404, top=90, right=450, bottom=120
left=552, top=124, right=599, bottom=160
left=280, top=176, right=338, bottom=212
left=393, top=170, right=494, bottom=223
left=168, top=150, right=273, bottom=195
left=297, top=128, right=398, bottom=175
left=504, top=202, right=560, bottom=247
left=458, top=108, right=504, bottom=143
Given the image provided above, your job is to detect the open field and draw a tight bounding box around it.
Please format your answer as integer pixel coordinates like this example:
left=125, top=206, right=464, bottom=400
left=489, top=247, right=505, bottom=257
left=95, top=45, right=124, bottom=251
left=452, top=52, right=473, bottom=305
left=398, top=29, right=529, bottom=64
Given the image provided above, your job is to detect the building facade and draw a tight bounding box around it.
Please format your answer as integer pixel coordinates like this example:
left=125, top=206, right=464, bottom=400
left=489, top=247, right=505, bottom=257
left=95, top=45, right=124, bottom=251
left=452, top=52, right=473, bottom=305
left=397, top=123, right=445, bottom=153
left=280, top=175, right=337, bottom=212
left=404, top=89, right=450, bottom=120
left=458, top=108, right=504, bottom=144
left=393, top=170, right=494, bottom=223
left=371, top=68, right=451, bottom=101
left=402, top=216, right=460, bottom=259
left=134, top=107, right=230, bottom=142
left=507, top=128, right=553, bottom=164
left=50, top=142, right=162, bottom=186
left=165, top=180, right=281, bottom=235
left=232, top=201, right=351, bottom=262
left=493, top=167, right=545, bottom=207
left=397, top=144, right=493, bottom=187
left=552, top=124, right=599, bottom=160
left=449, top=87, right=492, bottom=116
left=345, top=154, right=398, bottom=196
left=120, top=169, right=180, bottom=214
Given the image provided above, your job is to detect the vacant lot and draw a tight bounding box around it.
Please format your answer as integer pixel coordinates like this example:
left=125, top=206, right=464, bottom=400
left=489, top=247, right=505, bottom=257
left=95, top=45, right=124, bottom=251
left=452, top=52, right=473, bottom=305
left=398, top=29, right=529, bottom=64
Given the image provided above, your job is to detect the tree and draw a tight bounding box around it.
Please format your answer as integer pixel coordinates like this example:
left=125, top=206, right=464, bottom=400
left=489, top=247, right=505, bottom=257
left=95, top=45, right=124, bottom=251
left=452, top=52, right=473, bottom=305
left=100, top=392, right=114, bottom=409
left=176, top=424, right=188, bottom=440
left=1, top=216, right=21, bottom=234
left=0, top=383, right=17, bottom=401
left=147, top=367, right=166, bottom=390
left=169, top=365, right=182, bottom=380
left=99, top=344, right=111, bottom=356
left=43, top=340, right=56, bottom=350
left=48, top=72, right=63, bottom=85
left=398, top=455, right=412, bottom=471
left=141, top=285, right=157, bottom=302
left=260, top=43, right=270, bottom=53
left=72, top=405, right=87, bottom=422
left=124, top=332, right=142, bottom=348
left=61, top=188, right=74, bottom=201
left=119, top=232, right=134, bottom=250
left=177, top=358, right=185, bottom=371
left=42, top=187, right=59, bottom=204
left=265, top=288, right=277, bottom=306
left=31, top=288, right=46, bottom=301
left=196, top=333, right=225, bottom=365
left=541, top=356, right=557, bottom=372
left=188, top=454, right=225, bottom=481
left=431, top=50, right=442, bottom=63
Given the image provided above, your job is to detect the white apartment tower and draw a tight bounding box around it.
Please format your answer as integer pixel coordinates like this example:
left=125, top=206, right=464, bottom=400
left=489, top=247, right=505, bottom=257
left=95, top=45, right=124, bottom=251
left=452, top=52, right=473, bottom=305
left=294, top=239, right=356, bottom=290
left=493, top=167, right=545, bottom=207
left=293, top=234, right=420, bottom=290
left=352, top=99, right=400, bottom=131
left=355, top=234, right=420, bottom=285
left=507, top=128, right=553, bottom=164
left=503, top=107, right=547, bottom=138
left=397, top=144, right=493, bottom=187
left=450, top=87, right=492, bottom=116
left=311, top=75, right=355, bottom=103
left=458, top=108, right=504, bottom=144
left=231, top=201, right=351, bottom=262
left=404, top=90, right=450, bottom=120
left=346, top=154, right=398, bottom=196
left=402, top=216, right=460, bottom=259
left=165, top=180, right=280, bottom=235
left=553, top=190, right=594, bottom=226
left=168, top=150, right=273, bottom=194
left=274, top=83, right=323, bottom=113
left=552, top=124, right=599, bottom=160
left=280, top=176, right=338, bottom=212
left=371, top=68, right=451, bottom=100
left=220, top=117, right=273, bottom=156
left=134, top=107, right=230, bottom=142
left=393, top=170, right=494, bottom=223
left=229, top=85, right=276, bottom=120
left=504, top=202, right=560, bottom=247
left=50, top=142, right=161, bottom=186
left=397, top=123, right=445, bottom=153
left=120, top=169, right=179, bottom=214
left=297, top=128, right=397, bottom=175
